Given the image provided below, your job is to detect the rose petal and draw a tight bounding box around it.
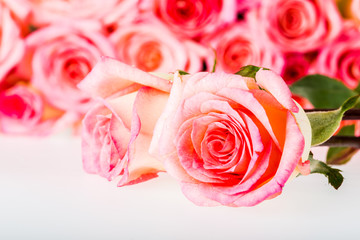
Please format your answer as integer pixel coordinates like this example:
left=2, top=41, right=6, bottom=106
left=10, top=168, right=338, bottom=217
left=255, top=69, right=298, bottom=112
left=78, top=57, right=172, bottom=99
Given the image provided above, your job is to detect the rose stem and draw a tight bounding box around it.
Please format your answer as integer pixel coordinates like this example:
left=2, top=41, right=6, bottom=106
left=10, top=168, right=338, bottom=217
left=320, top=136, right=360, bottom=148
left=304, top=109, right=360, bottom=120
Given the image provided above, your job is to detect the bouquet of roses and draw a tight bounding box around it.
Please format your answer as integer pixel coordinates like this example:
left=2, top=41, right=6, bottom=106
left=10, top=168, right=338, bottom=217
left=78, top=57, right=359, bottom=207
left=1, top=0, right=359, bottom=136
left=1, top=0, right=360, bottom=207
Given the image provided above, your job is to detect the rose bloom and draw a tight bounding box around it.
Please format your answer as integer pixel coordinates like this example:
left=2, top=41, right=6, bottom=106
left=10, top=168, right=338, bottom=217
left=281, top=53, right=310, bottom=85
left=204, top=19, right=284, bottom=74
left=150, top=69, right=311, bottom=206
left=78, top=57, right=172, bottom=186
left=139, top=0, right=237, bottom=39
left=314, top=24, right=360, bottom=89
left=256, top=0, right=342, bottom=52
left=29, top=0, right=138, bottom=27
left=0, top=0, right=30, bottom=81
left=20, top=21, right=116, bottom=116
left=0, top=83, right=73, bottom=135
left=110, top=20, right=207, bottom=73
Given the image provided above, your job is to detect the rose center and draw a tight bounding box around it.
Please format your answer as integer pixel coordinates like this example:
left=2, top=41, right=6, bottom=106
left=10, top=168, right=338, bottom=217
left=63, top=58, right=91, bottom=85
left=136, top=42, right=163, bottom=71
left=0, top=94, right=27, bottom=119
left=278, top=5, right=308, bottom=38
left=174, top=0, right=196, bottom=20
left=205, top=125, right=237, bottom=163
left=223, top=39, right=252, bottom=72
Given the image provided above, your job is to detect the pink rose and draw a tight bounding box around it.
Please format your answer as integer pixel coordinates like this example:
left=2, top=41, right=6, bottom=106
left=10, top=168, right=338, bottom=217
left=150, top=69, right=311, bottom=206
left=256, top=0, right=342, bottom=52
left=78, top=57, right=172, bottom=186
left=314, top=24, right=360, bottom=89
left=281, top=53, right=310, bottom=85
left=0, top=83, right=72, bottom=135
left=29, top=0, right=137, bottom=27
left=204, top=19, right=284, bottom=74
left=21, top=22, right=116, bottom=115
left=110, top=20, right=207, bottom=73
left=139, top=0, right=237, bottom=38
left=0, top=1, right=30, bottom=81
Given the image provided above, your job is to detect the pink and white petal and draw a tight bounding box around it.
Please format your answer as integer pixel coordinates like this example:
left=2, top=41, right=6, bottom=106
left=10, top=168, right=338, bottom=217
left=126, top=133, right=165, bottom=184
left=181, top=182, right=221, bottom=207
left=217, top=88, right=280, bottom=148
left=131, top=87, right=169, bottom=135
left=81, top=104, right=110, bottom=174
left=182, top=72, right=250, bottom=99
left=117, top=87, right=166, bottom=186
left=219, top=141, right=273, bottom=196
left=150, top=72, right=186, bottom=157
left=231, top=112, right=304, bottom=206
left=255, top=69, right=298, bottom=112
left=78, top=57, right=172, bottom=99
left=115, top=103, right=141, bottom=186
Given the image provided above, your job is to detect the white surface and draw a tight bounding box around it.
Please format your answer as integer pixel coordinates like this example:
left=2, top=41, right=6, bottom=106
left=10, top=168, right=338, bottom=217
left=0, top=135, right=360, bottom=240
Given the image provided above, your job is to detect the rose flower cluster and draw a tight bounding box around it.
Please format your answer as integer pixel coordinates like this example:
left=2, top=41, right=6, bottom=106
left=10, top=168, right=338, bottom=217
left=0, top=0, right=358, bottom=206
left=79, top=57, right=312, bottom=207
left=0, top=0, right=359, bottom=135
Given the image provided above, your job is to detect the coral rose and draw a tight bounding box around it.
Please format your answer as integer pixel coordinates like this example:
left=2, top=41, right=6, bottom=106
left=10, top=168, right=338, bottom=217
left=204, top=18, right=284, bottom=74
left=256, top=0, right=342, bottom=52
left=150, top=68, right=311, bottom=206
left=139, top=0, right=237, bottom=38
left=314, top=24, right=360, bottom=89
left=78, top=57, right=172, bottom=186
left=281, top=53, right=310, bottom=85
left=21, top=21, right=116, bottom=116
left=110, top=20, right=207, bottom=73
left=0, top=84, right=72, bottom=135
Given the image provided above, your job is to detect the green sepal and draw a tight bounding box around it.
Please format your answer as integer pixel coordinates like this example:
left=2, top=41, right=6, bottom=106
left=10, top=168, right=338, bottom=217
left=290, top=74, right=357, bottom=108
left=307, top=95, right=359, bottom=146
left=29, top=24, right=39, bottom=33
left=309, top=152, right=344, bottom=190
left=178, top=70, right=189, bottom=75
left=235, top=65, right=269, bottom=79
left=212, top=52, right=217, bottom=73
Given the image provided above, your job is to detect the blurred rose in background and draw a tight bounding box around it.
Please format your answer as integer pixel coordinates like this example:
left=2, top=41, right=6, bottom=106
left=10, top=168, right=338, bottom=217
left=0, top=0, right=359, bottom=135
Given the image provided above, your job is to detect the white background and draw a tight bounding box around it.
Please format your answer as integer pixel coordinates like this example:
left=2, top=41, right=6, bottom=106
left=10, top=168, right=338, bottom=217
left=1, top=135, right=359, bottom=239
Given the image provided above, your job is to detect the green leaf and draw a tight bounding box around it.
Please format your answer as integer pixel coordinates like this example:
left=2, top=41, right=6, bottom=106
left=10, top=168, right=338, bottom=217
left=307, top=95, right=360, bottom=146
left=178, top=70, right=189, bottom=75
left=355, top=83, right=360, bottom=94
left=326, top=147, right=359, bottom=165
left=309, top=153, right=344, bottom=190
left=290, top=74, right=357, bottom=108
left=336, top=124, right=355, bottom=136
left=235, top=65, right=269, bottom=79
